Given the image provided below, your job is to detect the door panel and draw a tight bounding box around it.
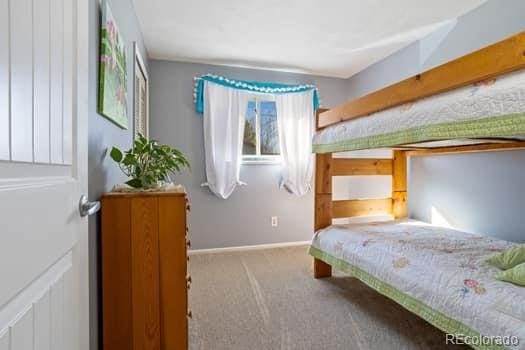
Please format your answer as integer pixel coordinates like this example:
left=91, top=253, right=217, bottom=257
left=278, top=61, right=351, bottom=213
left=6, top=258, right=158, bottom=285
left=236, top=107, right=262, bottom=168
left=0, top=0, right=88, bottom=349
left=34, top=290, right=51, bottom=350
left=33, top=0, right=52, bottom=164
left=10, top=309, right=33, bottom=350
left=63, top=0, right=74, bottom=165
left=10, top=310, right=33, bottom=350
left=0, top=180, right=77, bottom=307
left=10, top=0, right=34, bottom=162
left=0, top=254, right=73, bottom=350
left=50, top=276, right=65, bottom=350
left=3, top=0, right=74, bottom=166
left=0, top=0, right=8, bottom=160
left=50, top=0, right=65, bottom=164
left=0, top=331, right=7, bottom=350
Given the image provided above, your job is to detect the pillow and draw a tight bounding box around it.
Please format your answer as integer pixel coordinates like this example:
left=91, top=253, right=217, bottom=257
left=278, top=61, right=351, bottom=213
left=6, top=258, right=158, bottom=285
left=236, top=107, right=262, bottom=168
left=496, top=263, right=525, bottom=287
left=487, top=244, right=525, bottom=270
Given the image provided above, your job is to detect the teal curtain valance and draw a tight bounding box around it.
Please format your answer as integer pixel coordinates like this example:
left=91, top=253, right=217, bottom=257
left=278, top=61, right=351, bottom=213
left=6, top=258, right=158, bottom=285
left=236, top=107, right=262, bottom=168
left=193, top=74, right=320, bottom=113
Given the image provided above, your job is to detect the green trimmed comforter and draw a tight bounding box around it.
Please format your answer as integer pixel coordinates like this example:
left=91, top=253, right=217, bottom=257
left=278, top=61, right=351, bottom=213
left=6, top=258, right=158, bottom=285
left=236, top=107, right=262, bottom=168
left=309, top=220, right=525, bottom=349
left=313, top=71, right=525, bottom=153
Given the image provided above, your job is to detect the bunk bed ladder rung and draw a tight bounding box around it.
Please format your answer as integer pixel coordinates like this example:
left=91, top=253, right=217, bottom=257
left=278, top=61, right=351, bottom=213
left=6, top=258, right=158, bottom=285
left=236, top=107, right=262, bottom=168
left=332, top=158, right=392, bottom=176
left=332, top=198, right=393, bottom=218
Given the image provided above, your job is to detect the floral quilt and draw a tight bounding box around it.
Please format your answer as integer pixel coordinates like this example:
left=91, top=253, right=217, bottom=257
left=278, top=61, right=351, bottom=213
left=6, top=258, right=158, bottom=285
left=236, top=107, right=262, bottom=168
left=313, top=69, right=525, bottom=153
left=310, top=220, right=525, bottom=349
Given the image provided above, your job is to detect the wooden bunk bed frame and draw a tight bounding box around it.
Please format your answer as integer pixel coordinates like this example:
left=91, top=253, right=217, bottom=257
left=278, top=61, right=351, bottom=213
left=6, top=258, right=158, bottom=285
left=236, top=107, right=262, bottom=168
left=313, top=32, right=525, bottom=278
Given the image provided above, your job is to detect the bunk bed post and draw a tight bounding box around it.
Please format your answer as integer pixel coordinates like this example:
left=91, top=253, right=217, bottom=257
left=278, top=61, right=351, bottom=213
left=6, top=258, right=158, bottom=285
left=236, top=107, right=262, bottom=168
left=314, top=152, right=333, bottom=278
left=392, top=150, right=408, bottom=219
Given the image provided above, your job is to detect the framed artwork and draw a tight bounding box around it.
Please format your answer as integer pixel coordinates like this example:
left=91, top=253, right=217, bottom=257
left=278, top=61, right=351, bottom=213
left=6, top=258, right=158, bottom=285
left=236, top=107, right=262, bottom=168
left=133, top=42, right=149, bottom=139
left=98, top=0, right=128, bottom=129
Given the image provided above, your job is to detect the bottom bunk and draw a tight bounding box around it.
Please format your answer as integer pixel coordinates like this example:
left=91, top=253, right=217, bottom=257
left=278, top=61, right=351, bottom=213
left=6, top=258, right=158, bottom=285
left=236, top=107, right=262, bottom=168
left=309, top=220, right=524, bottom=350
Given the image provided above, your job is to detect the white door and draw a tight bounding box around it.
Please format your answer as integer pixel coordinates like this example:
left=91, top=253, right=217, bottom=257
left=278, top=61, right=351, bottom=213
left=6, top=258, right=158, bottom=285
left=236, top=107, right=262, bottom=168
left=0, top=0, right=89, bottom=349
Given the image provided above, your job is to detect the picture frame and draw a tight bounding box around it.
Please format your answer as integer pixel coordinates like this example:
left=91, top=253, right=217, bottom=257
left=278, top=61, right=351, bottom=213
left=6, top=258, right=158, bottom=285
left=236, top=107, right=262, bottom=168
left=98, top=0, right=128, bottom=129
left=133, top=42, right=149, bottom=139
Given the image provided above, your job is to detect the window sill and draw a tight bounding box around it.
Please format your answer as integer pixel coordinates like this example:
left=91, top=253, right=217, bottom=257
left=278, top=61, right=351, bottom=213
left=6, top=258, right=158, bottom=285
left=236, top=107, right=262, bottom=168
left=242, top=156, right=282, bottom=165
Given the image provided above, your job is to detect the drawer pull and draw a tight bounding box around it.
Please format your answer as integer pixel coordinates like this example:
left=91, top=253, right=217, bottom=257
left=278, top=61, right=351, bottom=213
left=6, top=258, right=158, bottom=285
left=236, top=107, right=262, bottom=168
left=187, top=282, right=191, bottom=290
left=187, top=310, right=192, bottom=319
left=186, top=204, right=191, bottom=212
left=186, top=239, right=191, bottom=248
left=186, top=274, right=192, bottom=283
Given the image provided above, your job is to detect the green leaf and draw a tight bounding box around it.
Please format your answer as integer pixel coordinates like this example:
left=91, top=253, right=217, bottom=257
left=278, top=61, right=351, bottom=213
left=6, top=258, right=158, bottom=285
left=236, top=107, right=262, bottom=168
left=125, top=178, right=143, bottom=188
left=138, top=133, right=147, bottom=143
left=110, top=147, right=123, bottom=162
left=133, top=141, right=144, bottom=153
left=122, top=154, right=136, bottom=166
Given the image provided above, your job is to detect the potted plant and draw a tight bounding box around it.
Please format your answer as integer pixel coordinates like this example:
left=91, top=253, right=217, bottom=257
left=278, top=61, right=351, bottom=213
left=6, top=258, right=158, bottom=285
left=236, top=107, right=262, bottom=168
left=110, top=134, right=190, bottom=190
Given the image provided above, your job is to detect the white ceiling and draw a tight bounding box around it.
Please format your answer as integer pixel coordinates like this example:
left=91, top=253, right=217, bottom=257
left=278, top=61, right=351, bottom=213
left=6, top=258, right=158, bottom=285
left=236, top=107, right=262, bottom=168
left=132, top=0, right=486, bottom=78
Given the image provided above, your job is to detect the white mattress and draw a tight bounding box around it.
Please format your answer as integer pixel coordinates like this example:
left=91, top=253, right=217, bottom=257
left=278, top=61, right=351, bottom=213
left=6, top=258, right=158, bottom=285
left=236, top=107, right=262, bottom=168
left=311, top=220, right=525, bottom=349
left=313, top=69, right=525, bottom=152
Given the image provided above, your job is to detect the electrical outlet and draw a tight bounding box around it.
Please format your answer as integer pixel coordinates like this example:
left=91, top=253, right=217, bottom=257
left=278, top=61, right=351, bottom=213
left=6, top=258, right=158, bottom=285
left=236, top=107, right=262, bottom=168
left=271, top=216, right=278, bottom=227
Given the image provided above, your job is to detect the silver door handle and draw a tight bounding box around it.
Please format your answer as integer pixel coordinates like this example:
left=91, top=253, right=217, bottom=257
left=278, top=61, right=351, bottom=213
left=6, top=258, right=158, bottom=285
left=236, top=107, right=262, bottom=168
left=79, top=195, right=101, bottom=217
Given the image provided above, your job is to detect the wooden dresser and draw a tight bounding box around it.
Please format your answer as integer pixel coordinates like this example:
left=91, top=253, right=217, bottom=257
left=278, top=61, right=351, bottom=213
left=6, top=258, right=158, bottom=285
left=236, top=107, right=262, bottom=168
left=101, top=192, right=190, bottom=350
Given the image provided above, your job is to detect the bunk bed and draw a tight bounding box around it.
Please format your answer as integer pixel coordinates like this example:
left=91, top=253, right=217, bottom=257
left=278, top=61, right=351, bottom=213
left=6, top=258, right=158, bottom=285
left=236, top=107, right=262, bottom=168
left=309, top=32, right=525, bottom=350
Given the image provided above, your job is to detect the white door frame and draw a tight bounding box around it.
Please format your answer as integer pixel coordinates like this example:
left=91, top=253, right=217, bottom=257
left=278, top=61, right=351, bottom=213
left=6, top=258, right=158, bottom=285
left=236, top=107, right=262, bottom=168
left=76, top=0, right=90, bottom=348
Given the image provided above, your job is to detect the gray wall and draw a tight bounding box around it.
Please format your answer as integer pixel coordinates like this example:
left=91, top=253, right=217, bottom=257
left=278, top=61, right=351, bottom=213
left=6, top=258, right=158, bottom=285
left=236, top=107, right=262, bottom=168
left=346, top=0, right=525, bottom=242
left=346, top=0, right=525, bottom=100
left=87, top=0, right=148, bottom=348
left=409, top=151, right=525, bottom=243
left=149, top=61, right=348, bottom=249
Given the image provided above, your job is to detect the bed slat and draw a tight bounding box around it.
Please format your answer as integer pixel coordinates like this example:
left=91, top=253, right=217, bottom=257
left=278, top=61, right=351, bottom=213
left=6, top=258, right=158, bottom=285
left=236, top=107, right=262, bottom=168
left=405, top=141, right=525, bottom=157
left=332, top=198, right=393, bottom=219
left=332, top=158, right=392, bottom=176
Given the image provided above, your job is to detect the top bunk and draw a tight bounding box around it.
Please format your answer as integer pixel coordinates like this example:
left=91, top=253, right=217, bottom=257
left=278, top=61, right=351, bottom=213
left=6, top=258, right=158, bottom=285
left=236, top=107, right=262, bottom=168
left=313, top=32, right=525, bottom=154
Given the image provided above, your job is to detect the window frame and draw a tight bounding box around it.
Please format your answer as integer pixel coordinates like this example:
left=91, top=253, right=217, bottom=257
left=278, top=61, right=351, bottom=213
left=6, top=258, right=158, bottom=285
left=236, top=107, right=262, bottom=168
left=242, top=95, right=282, bottom=165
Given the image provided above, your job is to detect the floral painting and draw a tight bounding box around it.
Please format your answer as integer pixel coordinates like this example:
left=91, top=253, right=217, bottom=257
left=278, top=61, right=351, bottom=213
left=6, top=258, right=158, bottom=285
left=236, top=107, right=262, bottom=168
left=98, top=0, right=128, bottom=129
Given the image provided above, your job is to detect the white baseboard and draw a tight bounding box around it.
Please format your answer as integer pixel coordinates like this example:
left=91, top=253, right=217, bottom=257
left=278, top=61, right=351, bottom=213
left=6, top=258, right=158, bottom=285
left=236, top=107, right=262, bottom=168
left=188, top=240, right=311, bottom=255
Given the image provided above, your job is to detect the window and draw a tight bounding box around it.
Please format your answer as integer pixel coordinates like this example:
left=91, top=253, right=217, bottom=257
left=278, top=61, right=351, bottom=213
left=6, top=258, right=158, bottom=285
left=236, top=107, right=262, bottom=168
left=242, top=99, right=280, bottom=163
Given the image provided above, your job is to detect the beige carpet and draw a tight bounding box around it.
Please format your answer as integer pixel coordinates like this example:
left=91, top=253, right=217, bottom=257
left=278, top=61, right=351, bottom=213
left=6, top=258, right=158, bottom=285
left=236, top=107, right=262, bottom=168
left=188, top=245, right=469, bottom=350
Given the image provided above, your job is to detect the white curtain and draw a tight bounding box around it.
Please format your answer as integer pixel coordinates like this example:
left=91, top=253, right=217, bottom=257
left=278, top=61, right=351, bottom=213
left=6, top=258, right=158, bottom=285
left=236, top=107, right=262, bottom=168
left=202, top=81, right=250, bottom=199
left=275, top=90, right=315, bottom=196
